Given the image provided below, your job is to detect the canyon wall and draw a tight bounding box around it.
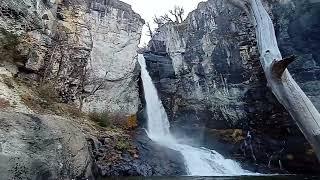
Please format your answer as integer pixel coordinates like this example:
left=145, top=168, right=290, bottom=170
left=0, top=0, right=144, bottom=115
left=144, top=0, right=320, bottom=173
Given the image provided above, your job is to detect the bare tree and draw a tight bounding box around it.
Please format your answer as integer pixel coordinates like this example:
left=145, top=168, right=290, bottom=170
left=229, top=0, right=320, bottom=160
left=146, top=22, right=153, bottom=37
left=169, top=6, right=184, bottom=23
left=153, top=6, right=184, bottom=27
left=153, top=16, right=164, bottom=27
left=161, top=14, right=174, bottom=23
left=153, top=14, right=174, bottom=27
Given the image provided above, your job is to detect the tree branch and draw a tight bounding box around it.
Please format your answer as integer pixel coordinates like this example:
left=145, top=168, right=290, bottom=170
left=271, top=55, right=296, bottom=78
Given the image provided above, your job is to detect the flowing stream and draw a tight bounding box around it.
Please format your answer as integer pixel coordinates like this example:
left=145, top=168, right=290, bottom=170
left=138, top=54, right=253, bottom=176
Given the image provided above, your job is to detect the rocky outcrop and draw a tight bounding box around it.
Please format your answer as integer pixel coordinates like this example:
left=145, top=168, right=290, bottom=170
left=0, top=111, right=92, bottom=179
left=144, top=0, right=320, bottom=174
left=0, top=0, right=144, bottom=115
left=0, top=109, right=186, bottom=179
left=89, top=129, right=186, bottom=176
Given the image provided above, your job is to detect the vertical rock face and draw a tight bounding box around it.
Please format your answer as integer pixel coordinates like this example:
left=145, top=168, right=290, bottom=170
left=272, top=0, right=320, bottom=110
left=0, top=0, right=144, bottom=115
left=145, top=0, right=320, bottom=173
left=146, top=0, right=269, bottom=133
left=82, top=0, right=144, bottom=114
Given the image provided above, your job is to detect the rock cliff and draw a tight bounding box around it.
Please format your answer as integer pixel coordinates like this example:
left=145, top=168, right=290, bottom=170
left=1, top=0, right=320, bottom=177
left=0, top=0, right=171, bottom=179
left=0, top=0, right=144, bottom=115
left=144, top=0, right=320, bottom=174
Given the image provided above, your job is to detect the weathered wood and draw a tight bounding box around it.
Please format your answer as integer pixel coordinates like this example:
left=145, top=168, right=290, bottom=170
left=271, top=55, right=296, bottom=78
left=232, top=0, right=320, bottom=161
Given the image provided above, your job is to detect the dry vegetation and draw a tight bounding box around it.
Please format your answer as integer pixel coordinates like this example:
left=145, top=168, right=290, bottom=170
left=88, top=111, right=138, bottom=130
left=0, top=97, right=10, bottom=109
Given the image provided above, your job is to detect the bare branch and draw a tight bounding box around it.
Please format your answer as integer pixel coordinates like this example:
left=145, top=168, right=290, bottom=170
left=169, top=6, right=184, bottom=23
left=146, top=22, right=153, bottom=37
left=271, top=55, right=296, bottom=78
left=153, top=16, right=164, bottom=26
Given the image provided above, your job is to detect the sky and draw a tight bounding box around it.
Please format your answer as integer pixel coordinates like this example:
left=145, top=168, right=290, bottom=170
left=121, top=0, right=205, bottom=46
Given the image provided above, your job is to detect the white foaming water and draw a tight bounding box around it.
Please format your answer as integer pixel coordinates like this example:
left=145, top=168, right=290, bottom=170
left=138, top=54, right=253, bottom=176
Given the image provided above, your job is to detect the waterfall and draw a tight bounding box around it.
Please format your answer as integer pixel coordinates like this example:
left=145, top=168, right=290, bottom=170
left=138, top=54, right=254, bottom=176
left=36, top=0, right=40, bottom=10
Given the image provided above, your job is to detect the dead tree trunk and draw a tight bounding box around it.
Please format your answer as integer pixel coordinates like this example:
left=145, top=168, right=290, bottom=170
left=238, top=0, right=320, bottom=160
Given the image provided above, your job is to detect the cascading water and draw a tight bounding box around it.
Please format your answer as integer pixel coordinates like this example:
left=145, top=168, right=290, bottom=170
left=138, top=54, right=253, bottom=176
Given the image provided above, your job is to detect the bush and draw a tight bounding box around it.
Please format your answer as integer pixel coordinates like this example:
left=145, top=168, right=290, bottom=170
left=88, top=111, right=111, bottom=127
left=0, top=28, right=20, bottom=50
left=1, top=75, right=14, bottom=89
left=0, top=28, right=24, bottom=64
left=0, top=98, right=10, bottom=109
left=88, top=111, right=139, bottom=129
left=115, top=138, right=130, bottom=151
left=126, top=114, right=138, bottom=129
left=53, top=103, right=85, bottom=118
left=21, top=94, right=50, bottom=112
left=37, top=82, right=59, bottom=103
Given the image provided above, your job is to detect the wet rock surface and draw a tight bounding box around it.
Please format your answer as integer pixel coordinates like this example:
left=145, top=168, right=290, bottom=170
left=133, top=130, right=187, bottom=175
left=89, top=129, right=186, bottom=177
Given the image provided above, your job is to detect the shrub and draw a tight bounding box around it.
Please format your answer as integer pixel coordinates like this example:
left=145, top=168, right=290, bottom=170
left=1, top=75, right=15, bottom=89
left=0, top=28, right=25, bottom=64
left=88, top=111, right=111, bottom=127
left=88, top=111, right=139, bottom=129
left=53, top=103, right=85, bottom=118
left=126, top=114, right=138, bottom=129
left=115, top=138, right=130, bottom=151
left=37, top=82, right=59, bottom=103
left=0, top=28, right=20, bottom=51
left=0, top=98, right=10, bottom=109
left=21, top=94, right=47, bottom=112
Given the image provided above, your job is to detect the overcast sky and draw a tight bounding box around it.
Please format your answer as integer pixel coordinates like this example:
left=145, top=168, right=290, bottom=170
left=121, top=0, right=205, bottom=46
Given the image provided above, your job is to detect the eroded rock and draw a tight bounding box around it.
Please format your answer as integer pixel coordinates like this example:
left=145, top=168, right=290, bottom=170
left=0, top=111, right=93, bottom=179
left=0, top=0, right=144, bottom=115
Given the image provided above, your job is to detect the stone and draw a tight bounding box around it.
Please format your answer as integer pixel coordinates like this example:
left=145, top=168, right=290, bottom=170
left=0, top=0, right=144, bottom=115
left=0, top=111, right=93, bottom=179
left=89, top=129, right=186, bottom=176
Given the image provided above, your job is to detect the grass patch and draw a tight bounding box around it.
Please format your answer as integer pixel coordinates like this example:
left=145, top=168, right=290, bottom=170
left=88, top=112, right=138, bottom=129
left=21, top=93, right=85, bottom=118
left=37, top=82, right=60, bottom=103
left=115, top=137, right=131, bottom=151
left=88, top=111, right=111, bottom=127
left=0, top=75, right=15, bottom=89
left=21, top=94, right=49, bottom=111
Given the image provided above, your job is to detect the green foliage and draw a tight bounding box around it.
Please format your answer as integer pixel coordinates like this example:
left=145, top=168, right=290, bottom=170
left=88, top=111, right=111, bottom=127
left=115, top=137, right=130, bottom=151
